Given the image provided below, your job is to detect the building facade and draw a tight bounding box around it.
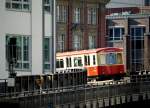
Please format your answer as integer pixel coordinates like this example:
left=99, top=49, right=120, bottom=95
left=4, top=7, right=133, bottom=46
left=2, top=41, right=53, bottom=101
left=106, top=14, right=150, bottom=72
left=0, top=0, right=109, bottom=79
left=56, top=0, right=110, bottom=52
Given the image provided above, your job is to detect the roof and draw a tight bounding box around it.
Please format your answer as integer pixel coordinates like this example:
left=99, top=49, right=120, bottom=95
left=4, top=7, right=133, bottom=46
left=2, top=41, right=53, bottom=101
left=57, top=47, right=123, bottom=57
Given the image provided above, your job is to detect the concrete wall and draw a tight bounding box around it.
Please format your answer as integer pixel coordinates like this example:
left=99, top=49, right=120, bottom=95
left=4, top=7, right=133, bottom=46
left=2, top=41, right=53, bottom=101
left=0, top=0, right=52, bottom=78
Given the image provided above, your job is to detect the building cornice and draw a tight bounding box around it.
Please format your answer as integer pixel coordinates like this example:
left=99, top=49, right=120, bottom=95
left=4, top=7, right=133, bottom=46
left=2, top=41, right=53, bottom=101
left=106, top=14, right=150, bottom=20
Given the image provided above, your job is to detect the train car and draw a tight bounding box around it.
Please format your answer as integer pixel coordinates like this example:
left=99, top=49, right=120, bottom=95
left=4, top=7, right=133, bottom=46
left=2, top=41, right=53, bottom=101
left=56, top=47, right=125, bottom=81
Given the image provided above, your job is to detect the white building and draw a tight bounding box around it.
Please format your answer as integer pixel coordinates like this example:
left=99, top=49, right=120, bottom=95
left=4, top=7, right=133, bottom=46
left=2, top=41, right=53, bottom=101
left=0, top=0, right=53, bottom=79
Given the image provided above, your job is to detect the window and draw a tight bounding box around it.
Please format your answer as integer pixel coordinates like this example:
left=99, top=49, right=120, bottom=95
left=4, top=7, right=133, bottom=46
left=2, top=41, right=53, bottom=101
left=130, top=26, right=145, bottom=40
left=74, top=57, right=82, bottom=67
left=106, top=53, right=116, bottom=64
left=88, top=34, right=96, bottom=49
left=57, top=5, right=67, bottom=22
left=57, top=34, right=65, bottom=52
left=117, top=53, right=123, bottom=64
left=72, top=34, right=82, bottom=50
left=93, top=55, right=96, bottom=65
left=88, top=8, right=97, bottom=25
left=73, top=7, right=80, bottom=23
left=99, top=54, right=106, bottom=65
left=130, top=26, right=145, bottom=71
left=6, top=0, right=30, bottom=11
left=6, top=35, right=30, bottom=70
left=56, top=59, right=64, bottom=68
left=44, top=38, right=50, bottom=70
left=66, top=57, right=72, bottom=67
left=145, top=0, right=150, bottom=6
left=108, top=27, right=124, bottom=41
left=6, top=0, right=51, bottom=12
left=84, top=55, right=90, bottom=66
left=44, top=0, right=51, bottom=12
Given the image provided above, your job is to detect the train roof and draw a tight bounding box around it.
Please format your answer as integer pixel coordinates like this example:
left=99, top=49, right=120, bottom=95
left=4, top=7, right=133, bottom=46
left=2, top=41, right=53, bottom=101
left=57, top=47, right=123, bottom=57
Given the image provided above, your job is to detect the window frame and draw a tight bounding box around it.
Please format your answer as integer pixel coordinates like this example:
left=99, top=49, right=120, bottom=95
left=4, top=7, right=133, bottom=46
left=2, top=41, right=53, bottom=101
left=6, top=34, right=31, bottom=71
left=108, top=26, right=125, bottom=41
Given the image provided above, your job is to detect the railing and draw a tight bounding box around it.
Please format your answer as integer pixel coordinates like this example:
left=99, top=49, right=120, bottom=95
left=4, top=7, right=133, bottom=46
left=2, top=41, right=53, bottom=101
left=0, top=81, right=150, bottom=98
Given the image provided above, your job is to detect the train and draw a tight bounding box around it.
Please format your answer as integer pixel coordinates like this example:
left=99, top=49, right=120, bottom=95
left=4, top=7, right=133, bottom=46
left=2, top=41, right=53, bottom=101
left=56, top=47, right=126, bottom=81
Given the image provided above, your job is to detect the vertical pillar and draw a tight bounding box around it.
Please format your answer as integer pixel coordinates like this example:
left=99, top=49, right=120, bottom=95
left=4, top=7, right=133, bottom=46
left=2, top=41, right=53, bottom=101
left=31, top=0, right=44, bottom=74
left=51, top=0, right=56, bottom=73
left=82, top=0, right=88, bottom=49
left=97, top=4, right=106, bottom=48
left=123, top=34, right=131, bottom=74
left=144, top=33, right=150, bottom=70
left=0, top=0, right=8, bottom=78
left=67, top=0, right=73, bottom=51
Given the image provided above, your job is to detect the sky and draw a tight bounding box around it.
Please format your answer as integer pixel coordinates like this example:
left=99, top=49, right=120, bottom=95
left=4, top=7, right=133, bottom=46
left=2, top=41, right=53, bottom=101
left=106, top=0, right=144, bottom=8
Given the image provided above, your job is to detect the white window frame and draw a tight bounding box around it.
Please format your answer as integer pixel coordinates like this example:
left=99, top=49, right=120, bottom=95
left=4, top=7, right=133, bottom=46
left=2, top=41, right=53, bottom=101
left=6, top=34, right=31, bottom=71
left=108, top=26, right=124, bottom=41
left=88, top=34, right=96, bottom=49
left=6, top=0, right=31, bottom=11
left=73, top=7, right=80, bottom=24
left=87, top=7, right=97, bottom=25
left=57, top=33, right=65, bottom=52
left=72, top=34, right=82, bottom=50
left=57, top=5, right=67, bottom=22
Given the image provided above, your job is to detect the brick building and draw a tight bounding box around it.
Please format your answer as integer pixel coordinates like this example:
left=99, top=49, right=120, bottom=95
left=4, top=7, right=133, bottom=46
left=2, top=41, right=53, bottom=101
left=56, top=0, right=110, bottom=52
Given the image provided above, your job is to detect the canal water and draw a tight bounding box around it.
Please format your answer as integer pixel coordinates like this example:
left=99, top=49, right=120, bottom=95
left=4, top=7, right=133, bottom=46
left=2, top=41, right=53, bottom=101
left=1, top=100, right=150, bottom=108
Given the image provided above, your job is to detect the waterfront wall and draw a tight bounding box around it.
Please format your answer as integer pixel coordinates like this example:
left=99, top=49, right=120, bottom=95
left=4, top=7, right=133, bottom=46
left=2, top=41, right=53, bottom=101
left=1, top=82, right=150, bottom=108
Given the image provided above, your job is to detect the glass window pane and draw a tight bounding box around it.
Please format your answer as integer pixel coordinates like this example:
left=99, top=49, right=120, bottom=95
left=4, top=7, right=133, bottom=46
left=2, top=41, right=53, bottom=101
left=100, top=54, right=106, bottom=65
left=44, top=64, right=50, bottom=70
left=12, top=3, right=22, bottom=9
left=6, top=2, right=11, bottom=8
left=15, top=63, right=22, bottom=69
left=23, top=63, right=29, bottom=69
left=60, top=59, right=64, bottom=68
left=66, top=57, right=72, bottom=67
left=114, top=28, right=120, bottom=37
left=23, top=4, right=29, bottom=10
left=56, top=60, right=60, bottom=68
left=131, top=28, right=135, bottom=36
left=106, top=53, right=116, bottom=64
left=135, top=27, right=142, bottom=36
left=78, top=57, right=82, bottom=66
left=93, top=55, right=96, bottom=65
left=23, top=51, right=29, bottom=61
left=44, top=38, right=50, bottom=62
left=117, top=53, right=123, bottom=64
left=74, top=57, right=78, bottom=67
left=24, top=0, right=29, bottom=2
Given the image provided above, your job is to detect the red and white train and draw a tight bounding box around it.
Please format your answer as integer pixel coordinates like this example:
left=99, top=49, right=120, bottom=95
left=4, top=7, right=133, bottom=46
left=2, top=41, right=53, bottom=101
left=56, top=47, right=126, bottom=80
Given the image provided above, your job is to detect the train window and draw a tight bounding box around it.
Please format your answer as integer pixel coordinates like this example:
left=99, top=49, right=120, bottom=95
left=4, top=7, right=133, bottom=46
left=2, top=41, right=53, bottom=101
left=117, top=53, right=123, bottom=64
left=106, top=53, right=116, bottom=64
left=74, top=57, right=83, bottom=67
left=100, top=54, right=106, bottom=65
left=66, top=57, right=72, bottom=67
left=93, top=55, right=96, bottom=65
left=56, top=59, right=64, bottom=68
left=84, top=55, right=90, bottom=66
